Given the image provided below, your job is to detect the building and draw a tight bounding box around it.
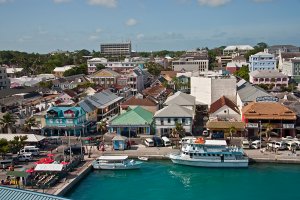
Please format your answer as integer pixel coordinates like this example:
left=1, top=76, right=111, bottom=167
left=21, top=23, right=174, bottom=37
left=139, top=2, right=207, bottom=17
left=249, top=52, right=276, bottom=72
left=236, top=80, right=272, bottom=110
left=154, top=104, right=194, bottom=136
left=108, top=106, right=154, bottom=135
left=266, top=45, right=300, bottom=57
left=216, top=55, right=232, bottom=68
left=79, top=90, right=123, bottom=121
left=0, top=186, right=70, bottom=200
left=87, top=57, right=108, bottom=74
left=191, top=76, right=236, bottom=106
left=43, top=106, right=89, bottom=136
left=52, top=74, right=89, bottom=90
left=223, top=45, right=254, bottom=56
left=249, top=70, right=289, bottom=87
left=209, top=96, right=241, bottom=121
left=120, top=95, right=158, bottom=114
left=90, top=69, right=120, bottom=88
left=278, top=52, right=300, bottom=71
left=281, top=57, right=300, bottom=83
left=242, top=102, right=297, bottom=137
left=100, top=42, right=131, bottom=57
left=0, top=66, right=10, bottom=90
left=172, top=57, right=209, bottom=72
left=226, top=62, right=249, bottom=74
left=53, top=65, right=76, bottom=78
left=6, top=67, right=23, bottom=78
left=164, top=91, right=195, bottom=112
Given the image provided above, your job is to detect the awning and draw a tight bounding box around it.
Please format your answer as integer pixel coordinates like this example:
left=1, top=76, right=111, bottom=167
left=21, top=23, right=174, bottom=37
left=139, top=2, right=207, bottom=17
left=206, top=121, right=245, bottom=130
left=34, top=164, right=64, bottom=172
left=6, top=171, right=29, bottom=178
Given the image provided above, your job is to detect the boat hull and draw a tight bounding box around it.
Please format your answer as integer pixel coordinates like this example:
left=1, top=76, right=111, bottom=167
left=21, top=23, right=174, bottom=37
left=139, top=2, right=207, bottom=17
left=169, top=154, right=248, bottom=168
left=92, top=161, right=143, bottom=170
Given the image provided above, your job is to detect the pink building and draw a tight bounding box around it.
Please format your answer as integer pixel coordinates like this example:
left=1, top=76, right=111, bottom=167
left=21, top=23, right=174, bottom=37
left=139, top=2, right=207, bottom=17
left=249, top=70, right=289, bottom=87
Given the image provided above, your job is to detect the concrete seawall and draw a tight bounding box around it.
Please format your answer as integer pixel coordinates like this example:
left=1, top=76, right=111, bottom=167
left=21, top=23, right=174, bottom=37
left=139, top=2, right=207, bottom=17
left=54, top=161, right=93, bottom=196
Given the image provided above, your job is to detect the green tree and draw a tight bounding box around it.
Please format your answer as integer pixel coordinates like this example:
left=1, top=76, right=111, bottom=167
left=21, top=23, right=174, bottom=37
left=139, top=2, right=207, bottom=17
left=96, top=63, right=105, bottom=71
left=97, top=121, right=107, bottom=135
left=145, top=62, right=163, bottom=76
left=171, top=122, right=186, bottom=138
left=39, top=81, right=53, bottom=89
left=0, top=139, right=10, bottom=159
left=234, top=65, right=249, bottom=81
left=63, top=64, right=88, bottom=76
left=229, top=126, right=237, bottom=140
left=23, top=117, right=37, bottom=132
left=0, top=113, right=17, bottom=133
left=9, top=136, right=28, bottom=154
left=258, top=84, right=269, bottom=91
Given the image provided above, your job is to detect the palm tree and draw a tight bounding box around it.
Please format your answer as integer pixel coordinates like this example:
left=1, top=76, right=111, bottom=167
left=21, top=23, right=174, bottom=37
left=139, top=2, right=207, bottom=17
left=0, top=113, right=17, bottom=133
left=264, top=123, right=273, bottom=141
left=23, top=117, right=37, bottom=132
left=97, top=121, right=107, bottom=135
left=9, top=135, right=28, bottom=154
left=229, top=126, right=237, bottom=140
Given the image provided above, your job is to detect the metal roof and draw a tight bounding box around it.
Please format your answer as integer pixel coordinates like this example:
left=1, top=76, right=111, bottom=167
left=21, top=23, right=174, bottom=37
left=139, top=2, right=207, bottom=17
left=0, top=186, right=69, bottom=200
left=154, top=104, right=193, bottom=118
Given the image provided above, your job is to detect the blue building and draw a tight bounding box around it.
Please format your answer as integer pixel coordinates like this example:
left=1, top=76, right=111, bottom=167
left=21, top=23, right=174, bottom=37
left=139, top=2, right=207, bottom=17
left=42, top=106, right=89, bottom=136
left=249, top=52, right=276, bottom=72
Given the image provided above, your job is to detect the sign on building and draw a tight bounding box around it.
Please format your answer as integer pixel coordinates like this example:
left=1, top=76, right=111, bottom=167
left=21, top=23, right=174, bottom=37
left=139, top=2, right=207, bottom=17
left=283, top=124, right=294, bottom=129
left=256, top=96, right=279, bottom=103
left=246, top=123, right=259, bottom=128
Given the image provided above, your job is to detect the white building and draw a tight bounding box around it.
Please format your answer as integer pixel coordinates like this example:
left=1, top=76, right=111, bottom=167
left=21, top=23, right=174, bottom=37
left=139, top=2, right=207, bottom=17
left=282, top=57, right=300, bottom=82
left=0, top=67, right=10, bottom=90
left=191, top=76, right=236, bottom=106
left=87, top=57, right=108, bottom=74
left=6, top=67, right=23, bottom=78
left=172, top=57, right=208, bottom=72
left=154, top=104, right=193, bottom=136
left=223, top=45, right=254, bottom=56
left=249, top=70, right=288, bottom=87
left=249, top=52, right=276, bottom=72
left=53, top=65, right=76, bottom=77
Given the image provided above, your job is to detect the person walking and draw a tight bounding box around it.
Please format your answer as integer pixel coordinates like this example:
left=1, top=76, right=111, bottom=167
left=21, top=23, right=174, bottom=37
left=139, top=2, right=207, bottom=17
left=2, top=164, right=6, bottom=171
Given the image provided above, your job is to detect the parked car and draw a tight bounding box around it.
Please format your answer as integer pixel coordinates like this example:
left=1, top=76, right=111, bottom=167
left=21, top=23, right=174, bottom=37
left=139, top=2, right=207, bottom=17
left=161, top=136, right=171, bottom=147
left=144, top=138, right=154, bottom=147
left=242, top=139, right=250, bottom=149
left=251, top=140, right=261, bottom=149
left=267, top=141, right=286, bottom=150
left=152, top=136, right=163, bottom=147
left=19, top=147, right=40, bottom=156
left=180, top=136, right=197, bottom=144
left=17, top=153, right=33, bottom=162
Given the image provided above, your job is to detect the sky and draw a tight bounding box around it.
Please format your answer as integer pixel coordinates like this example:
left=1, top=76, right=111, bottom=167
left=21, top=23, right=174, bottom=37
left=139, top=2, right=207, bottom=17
left=0, top=0, right=300, bottom=53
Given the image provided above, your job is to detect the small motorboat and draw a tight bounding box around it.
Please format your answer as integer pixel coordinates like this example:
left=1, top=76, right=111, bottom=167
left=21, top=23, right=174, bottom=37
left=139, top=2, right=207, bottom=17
left=138, top=156, right=149, bottom=161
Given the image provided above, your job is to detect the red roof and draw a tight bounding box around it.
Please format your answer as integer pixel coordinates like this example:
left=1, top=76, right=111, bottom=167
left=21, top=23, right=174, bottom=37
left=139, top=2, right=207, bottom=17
left=122, top=96, right=157, bottom=107
left=209, top=96, right=240, bottom=114
left=143, top=85, right=166, bottom=98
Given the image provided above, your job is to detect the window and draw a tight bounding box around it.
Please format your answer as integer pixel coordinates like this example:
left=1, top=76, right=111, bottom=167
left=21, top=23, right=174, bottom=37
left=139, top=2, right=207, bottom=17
left=168, top=118, right=171, bottom=123
left=160, top=120, right=164, bottom=125
left=182, top=118, right=186, bottom=124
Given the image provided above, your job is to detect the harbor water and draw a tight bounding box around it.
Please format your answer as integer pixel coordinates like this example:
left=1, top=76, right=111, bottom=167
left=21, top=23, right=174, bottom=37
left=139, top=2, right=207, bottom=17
left=65, top=161, right=300, bottom=200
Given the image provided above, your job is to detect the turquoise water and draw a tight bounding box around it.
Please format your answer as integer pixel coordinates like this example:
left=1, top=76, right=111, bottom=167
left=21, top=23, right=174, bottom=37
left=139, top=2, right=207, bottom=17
left=65, top=161, right=300, bottom=200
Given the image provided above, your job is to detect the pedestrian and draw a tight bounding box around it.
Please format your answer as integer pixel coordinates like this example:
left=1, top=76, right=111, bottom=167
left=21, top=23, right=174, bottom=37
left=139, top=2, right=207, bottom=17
left=2, top=164, right=6, bottom=172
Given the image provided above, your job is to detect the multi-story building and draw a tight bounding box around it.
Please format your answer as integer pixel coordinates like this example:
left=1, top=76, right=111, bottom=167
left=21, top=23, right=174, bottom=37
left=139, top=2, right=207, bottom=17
left=249, top=52, right=276, bottom=72
left=266, top=45, right=300, bottom=57
left=100, top=42, right=131, bottom=57
left=282, top=57, right=300, bottom=83
left=191, top=76, right=236, bottom=107
left=42, top=106, right=89, bottom=136
left=223, top=45, right=254, bottom=56
left=90, top=69, right=120, bottom=88
left=87, top=57, right=108, bottom=74
left=249, top=70, right=289, bottom=87
left=172, top=57, right=209, bottom=72
left=0, top=67, right=10, bottom=90
left=278, top=52, right=300, bottom=70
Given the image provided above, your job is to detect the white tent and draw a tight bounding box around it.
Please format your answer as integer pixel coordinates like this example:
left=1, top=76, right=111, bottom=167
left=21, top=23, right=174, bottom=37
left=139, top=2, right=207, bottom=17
left=35, top=164, right=64, bottom=172
left=0, top=134, right=45, bottom=143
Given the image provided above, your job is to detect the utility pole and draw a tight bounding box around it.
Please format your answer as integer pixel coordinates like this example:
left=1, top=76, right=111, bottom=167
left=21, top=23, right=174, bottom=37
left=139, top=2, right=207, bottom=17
left=259, top=121, right=262, bottom=149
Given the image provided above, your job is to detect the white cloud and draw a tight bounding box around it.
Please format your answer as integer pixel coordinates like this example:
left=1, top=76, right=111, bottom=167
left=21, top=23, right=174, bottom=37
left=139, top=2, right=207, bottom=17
left=53, top=0, right=71, bottom=3
left=136, top=34, right=144, bottom=40
left=95, top=28, right=102, bottom=33
left=87, top=0, right=117, bottom=8
left=125, top=18, right=138, bottom=26
left=0, top=0, right=13, bottom=4
left=89, top=35, right=100, bottom=41
left=197, top=0, right=231, bottom=7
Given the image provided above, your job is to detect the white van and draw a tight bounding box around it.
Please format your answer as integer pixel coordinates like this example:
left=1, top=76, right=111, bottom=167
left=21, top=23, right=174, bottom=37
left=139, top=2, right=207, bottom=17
left=144, top=138, right=154, bottom=147
left=20, top=147, right=40, bottom=156
left=17, top=153, right=33, bottom=162
left=251, top=140, right=261, bottom=149
left=162, top=137, right=171, bottom=147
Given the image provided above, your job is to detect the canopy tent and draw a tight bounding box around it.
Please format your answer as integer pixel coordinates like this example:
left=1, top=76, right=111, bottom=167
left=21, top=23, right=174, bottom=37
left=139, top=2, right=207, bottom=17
left=0, top=134, right=45, bottom=143
left=6, top=171, right=29, bottom=178
left=34, top=164, right=64, bottom=172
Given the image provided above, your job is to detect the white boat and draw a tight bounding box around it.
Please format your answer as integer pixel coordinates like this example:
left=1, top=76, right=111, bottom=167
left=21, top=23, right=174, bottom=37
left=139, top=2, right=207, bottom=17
left=92, top=155, right=143, bottom=170
left=169, top=138, right=249, bottom=168
left=138, top=156, right=149, bottom=161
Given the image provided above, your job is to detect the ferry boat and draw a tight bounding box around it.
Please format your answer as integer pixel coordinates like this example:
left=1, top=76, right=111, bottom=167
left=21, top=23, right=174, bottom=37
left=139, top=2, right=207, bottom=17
left=92, top=155, right=143, bottom=170
left=169, top=138, right=249, bottom=168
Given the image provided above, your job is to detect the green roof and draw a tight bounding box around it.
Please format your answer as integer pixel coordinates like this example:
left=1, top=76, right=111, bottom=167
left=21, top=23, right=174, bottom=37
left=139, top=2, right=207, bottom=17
left=110, top=106, right=153, bottom=126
